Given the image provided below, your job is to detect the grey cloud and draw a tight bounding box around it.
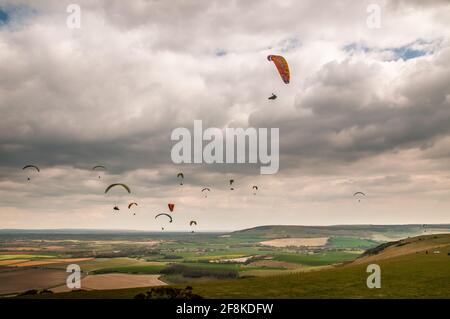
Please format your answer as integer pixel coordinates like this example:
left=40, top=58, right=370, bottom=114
left=0, top=0, right=449, bottom=229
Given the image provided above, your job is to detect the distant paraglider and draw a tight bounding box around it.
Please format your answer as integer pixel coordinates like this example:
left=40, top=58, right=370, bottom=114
left=252, top=185, right=258, bottom=195
left=229, top=179, right=234, bottom=190
left=128, top=202, right=138, bottom=209
left=268, top=93, right=277, bottom=100
left=23, top=165, right=40, bottom=181
left=190, top=220, right=197, bottom=233
left=353, top=192, right=366, bottom=202
left=113, top=206, right=120, bottom=212
left=201, top=188, right=210, bottom=197
left=92, top=165, right=106, bottom=179
left=267, top=55, right=290, bottom=84
left=105, top=183, right=131, bottom=212
left=128, top=202, right=138, bottom=215
left=168, top=203, right=175, bottom=212
left=177, top=173, right=184, bottom=185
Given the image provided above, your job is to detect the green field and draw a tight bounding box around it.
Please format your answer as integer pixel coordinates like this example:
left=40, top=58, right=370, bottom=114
left=328, top=237, right=380, bottom=249
left=273, top=251, right=360, bottom=266
left=93, top=264, right=166, bottom=274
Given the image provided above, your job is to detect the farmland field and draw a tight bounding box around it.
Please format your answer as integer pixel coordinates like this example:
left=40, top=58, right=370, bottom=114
left=0, top=226, right=449, bottom=298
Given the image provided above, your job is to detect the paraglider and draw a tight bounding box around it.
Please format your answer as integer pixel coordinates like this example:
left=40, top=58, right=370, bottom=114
left=92, top=165, right=106, bottom=179
left=105, top=183, right=131, bottom=194
left=229, top=179, right=234, bottom=190
left=268, top=93, right=277, bottom=100
left=128, top=202, right=138, bottom=209
left=105, top=184, right=131, bottom=212
left=168, top=203, right=175, bottom=212
left=128, top=202, right=138, bottom=215
left=177, top=173, right=184, bottom=185
left=252, top=185, right=258, bottom=195
left=190, top=220, right=197, bottom=233
left=201, top=188, right=210, bottom=197
left=23, top=165, right=40, bottom=181
left=267, top=55, right=290, bottom=84
left=155, top=213, right=173, bottom=223
left=353, top=192, right=366, bottom=202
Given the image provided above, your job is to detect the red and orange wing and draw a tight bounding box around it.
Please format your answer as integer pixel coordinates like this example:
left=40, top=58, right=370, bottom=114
left=267, top=55, right=290, bottom=84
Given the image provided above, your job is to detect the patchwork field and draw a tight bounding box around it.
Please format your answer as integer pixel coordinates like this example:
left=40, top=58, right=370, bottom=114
left=0, top=225, right=448, bottom=298
left=260, top=237, right=329, bottom=247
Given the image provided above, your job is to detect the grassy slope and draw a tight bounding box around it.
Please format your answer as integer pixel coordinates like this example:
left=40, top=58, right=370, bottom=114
left=328, top=237, right=379, bottom=248
left=230, top=224, right=450, bottom=240
left=273, top=251, right=360, bottom=266
left=29, top=234, right=450, bottom=299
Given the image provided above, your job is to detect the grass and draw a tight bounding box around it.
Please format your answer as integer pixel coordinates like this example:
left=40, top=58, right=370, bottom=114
left=273, top=251, right=360, bottom=266
left=328, top=237, right=380, bottom=249
left=180, top=262, right=285, bottom=272
left=93, top=264, right=166, bottom=275
left=186, top=245, right=450, bottom=298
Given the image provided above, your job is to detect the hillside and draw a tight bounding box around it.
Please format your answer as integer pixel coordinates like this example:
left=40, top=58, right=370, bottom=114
left=229, top=224, right=450, bottom=241
left=352, top=233, right=450, bottom=265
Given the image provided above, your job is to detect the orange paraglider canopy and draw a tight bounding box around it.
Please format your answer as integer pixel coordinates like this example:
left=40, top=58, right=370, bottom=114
left=267, top=55, right=290, bottom=84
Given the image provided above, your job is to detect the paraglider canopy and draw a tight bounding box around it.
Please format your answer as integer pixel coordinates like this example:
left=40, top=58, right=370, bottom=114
left=168, top=203, right=175, bottom=212
left=105, top=183, right=131, bottom=194
left=128, top=202, right=138, bottom=209
left=229, top=179, right=234, bottom=190
left=268, top=93, right=277, bottom=100
left=23, top=165, right=40, bottom=172
left=190, top=220, right=197, bottom=226
left=267, top=55, right=290, bottom=84
left=353, top=192, right=366, bottom=196
left=155, top=213, right=173, bottom=223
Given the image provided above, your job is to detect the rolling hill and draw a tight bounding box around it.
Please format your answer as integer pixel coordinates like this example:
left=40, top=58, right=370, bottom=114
left=228, top=224, right=450, bottom=241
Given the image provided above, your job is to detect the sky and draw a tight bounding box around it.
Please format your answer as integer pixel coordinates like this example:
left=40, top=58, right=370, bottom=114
left=0, top=0, right=449, bottom=231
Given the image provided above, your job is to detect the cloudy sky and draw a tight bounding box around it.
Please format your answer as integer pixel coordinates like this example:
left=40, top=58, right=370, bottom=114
left=0, top=0, right=449, bottom=230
